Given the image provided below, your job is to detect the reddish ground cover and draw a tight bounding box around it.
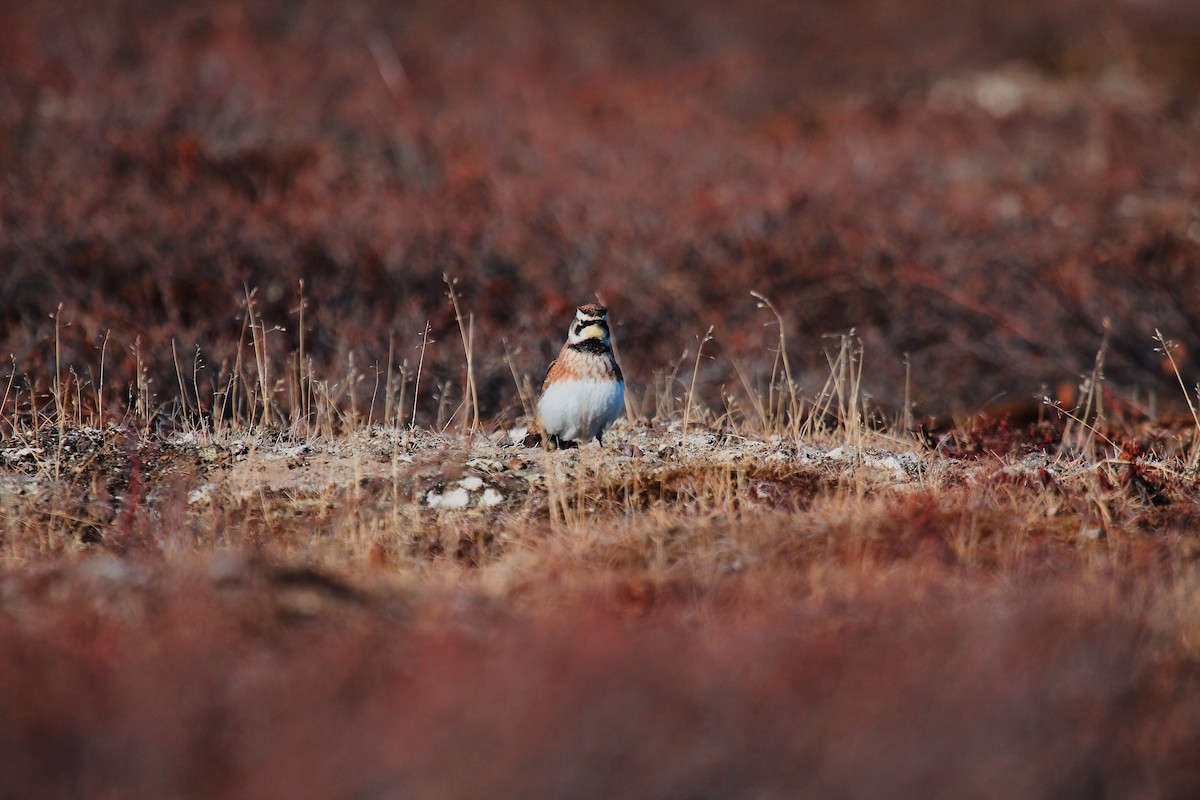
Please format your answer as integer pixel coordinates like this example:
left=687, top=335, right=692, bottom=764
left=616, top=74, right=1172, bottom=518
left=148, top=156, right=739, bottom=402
left=4, top=0, right=1200, bottom=424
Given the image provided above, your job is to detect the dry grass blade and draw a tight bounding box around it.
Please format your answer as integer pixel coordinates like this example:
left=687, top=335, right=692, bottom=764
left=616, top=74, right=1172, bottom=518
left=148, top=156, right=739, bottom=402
left=683, top=326, right=714, bottom=441
left=444, top=274, right=479, bottom=435
left=751, top=291, right=799, bottom=435
left=1155, top=329, right=1200, bottom=470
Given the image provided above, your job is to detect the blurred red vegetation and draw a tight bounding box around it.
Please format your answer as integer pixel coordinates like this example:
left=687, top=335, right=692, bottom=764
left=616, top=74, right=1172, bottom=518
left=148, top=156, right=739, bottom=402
left=1, top=559, right=1198, bottom=800
left=4, top=0, right=1200, bottom=423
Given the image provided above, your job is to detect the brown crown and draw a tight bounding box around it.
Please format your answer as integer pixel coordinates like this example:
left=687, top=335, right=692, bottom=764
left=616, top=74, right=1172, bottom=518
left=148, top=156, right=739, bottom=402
left=577, top=303, right=608, bottom=318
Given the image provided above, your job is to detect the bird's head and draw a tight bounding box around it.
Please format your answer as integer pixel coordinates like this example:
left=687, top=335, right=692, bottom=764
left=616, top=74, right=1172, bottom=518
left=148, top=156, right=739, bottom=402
left=568, top=304, right=610, bottom=345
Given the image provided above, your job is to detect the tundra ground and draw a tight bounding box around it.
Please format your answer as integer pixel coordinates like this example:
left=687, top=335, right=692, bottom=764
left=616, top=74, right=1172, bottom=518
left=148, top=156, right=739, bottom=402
left=3, top=417, right=1200, bottom=798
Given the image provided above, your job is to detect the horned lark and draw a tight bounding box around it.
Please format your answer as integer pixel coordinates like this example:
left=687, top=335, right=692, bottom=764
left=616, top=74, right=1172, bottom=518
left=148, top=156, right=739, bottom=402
left=536, top=303, right=624, bottom=448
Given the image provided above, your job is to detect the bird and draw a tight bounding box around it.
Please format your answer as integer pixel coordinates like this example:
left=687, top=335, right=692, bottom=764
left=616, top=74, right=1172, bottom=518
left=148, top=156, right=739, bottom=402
left=535, top=303, right=624, bottom=449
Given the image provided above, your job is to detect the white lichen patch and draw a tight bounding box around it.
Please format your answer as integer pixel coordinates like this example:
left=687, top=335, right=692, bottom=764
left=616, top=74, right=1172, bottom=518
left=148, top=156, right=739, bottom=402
left=1, top=446, right=43, bottom=464
left=188, top=483, right=218, bottom=505
left=426, top=487, right=471, bottom=509
left=820, top=446, right=923, bottom=482
left=423, top=472, right=507, bottom=511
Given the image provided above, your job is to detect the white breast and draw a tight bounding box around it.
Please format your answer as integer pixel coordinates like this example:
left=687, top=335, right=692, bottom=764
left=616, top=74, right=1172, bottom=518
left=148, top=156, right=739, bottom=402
left=537, top=379, right=624, bottom=443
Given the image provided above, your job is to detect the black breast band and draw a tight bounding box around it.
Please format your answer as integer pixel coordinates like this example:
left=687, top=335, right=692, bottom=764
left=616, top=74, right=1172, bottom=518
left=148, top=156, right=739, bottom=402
left=569, top=339, right=611, bottom=356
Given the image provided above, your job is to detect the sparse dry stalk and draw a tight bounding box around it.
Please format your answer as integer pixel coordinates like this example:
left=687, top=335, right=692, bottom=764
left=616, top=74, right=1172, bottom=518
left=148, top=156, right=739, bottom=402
left=68, top=368, right=80, bottom=428
left=839, top=336, right=855, bottom=439
left=467, top=313, right=477, bottom=428
left=131, top=336, right=151, bottom=433
left=383, top=333, right=396, bottom=426
left=443, top=274, right=479, bottom=434
left=172, top=339, right=191, bottom=431
left=1155, top=329, right=1200, bottom=470
left=244, top=287, right=272, bottom=429
left=657, top=349, right=689, bottom=424
left=730, top=356, right=768, bottom=431
left=395, top=359, right=410, bottom=428
left=301, top=281, right=310, bottom=432
left=902, top=352, right=912, bottom=432
left=683, top=326, right=714, bottom=441
left=804, top=357, right=837, bottom=440
left=191, top=345, right=204, bottom=437
left=349, top=351, right=360, bottom=429
left=806, top=335, right=843, bottom=441
left=832, top=333, right=865, bottom=446
left=411, top=322, right=432, bottom=429
left=212, top=361, right=231, bottom=438
left=293, top=280, right=312, bottom=437
left=752, top=291, right=798, bottom=434
left=318, top=377, right=338, bottom=439
left=1064, top=325, right=1110, bottom=459
left=96, top=330, right=109, bottom=430
left=227, top=292, right=252, bottom=430
left=849, top=336, right=866, bottom=446
left=1047, top=398, right=1117, bottom=456
left=367, top=358, right=383, bottom=429
left=52, top=305, right=64, bottom=480
left=435, top=380, right=452, bottom=430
